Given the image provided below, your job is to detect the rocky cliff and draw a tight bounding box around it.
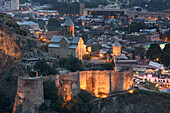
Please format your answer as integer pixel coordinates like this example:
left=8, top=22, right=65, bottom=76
left=92, top=90, right=170, bottom=113
left=0, top=13, right=36, bottom=73
left=0, top=13, right=36, bottom=102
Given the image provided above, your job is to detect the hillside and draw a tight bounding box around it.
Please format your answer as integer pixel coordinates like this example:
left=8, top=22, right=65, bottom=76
left=0, top=13, right=37, bottom=112
left=92, top=90, right=170, bottom=113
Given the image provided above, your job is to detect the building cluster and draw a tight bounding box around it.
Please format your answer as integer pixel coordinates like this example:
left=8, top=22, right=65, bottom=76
left=0, top=0, right=169, bottom=91
left=0, top=0, right=19, bottom=10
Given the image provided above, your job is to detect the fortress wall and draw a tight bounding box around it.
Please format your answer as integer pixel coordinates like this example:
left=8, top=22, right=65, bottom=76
left=80, top=71, right=110, bottom=97
left=123, top=69, right=133, bottom=90
left=42, top=70, right=133, bottom=100
left=13, top=77, right=44, bottom=113
left=58, top=72, right=80, bottom=100
left=13, top=70, right=133, bottom=112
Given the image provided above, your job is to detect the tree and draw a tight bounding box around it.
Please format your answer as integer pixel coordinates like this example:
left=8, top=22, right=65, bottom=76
left=129, top=22, right=146, bottom=33
left=0, top=91, right=11, bottom=112
left=83, top=54, right=91, bottom=61
left=91, top=44, right=102, bottom=52
left=47, top=18, right=61, bottom=31
left=160, top=53, right=170, bottom=67
left=146, top=43, right=162, bottom=60
left=163, top=43, right=170, bottom=54
left=81, top=33, right=88, bottom=44
left=59, top=56, right=83, bottom=72
left=160, top=43, right=170, bottom=66
left=134, top=46, right=145, bottom=59
left=27, top=17, right=38, bottom=23
left=34, top=59, right=57, bottom=76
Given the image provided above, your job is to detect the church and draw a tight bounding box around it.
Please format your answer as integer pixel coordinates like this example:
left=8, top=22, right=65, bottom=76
left=48, top=17, right=86, bottom=60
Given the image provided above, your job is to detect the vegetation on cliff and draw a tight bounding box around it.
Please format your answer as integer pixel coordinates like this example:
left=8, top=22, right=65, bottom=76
left=59, top=56, right=83, bottom=72
left=146, top=43, right=170, bottom=66
left=0, top=13, right=37, bottom=112
left=39, top=80, right=93, bottom=113
left=0, top=13, right=36, bottom=73
left=92, top=90, right=170, bottom=113
left=0, top=91, right=11, bottom=112
left=28, top=59, right=57, bottom=76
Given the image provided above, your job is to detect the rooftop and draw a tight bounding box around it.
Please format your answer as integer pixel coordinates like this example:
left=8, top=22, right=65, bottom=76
left=63, top=17, right=74, bottom=26
left=113, top=40, right=121, bottom=47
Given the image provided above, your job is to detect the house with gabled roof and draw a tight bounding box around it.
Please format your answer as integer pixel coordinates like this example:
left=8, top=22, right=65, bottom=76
left=48, top=17, right=86, bottom=60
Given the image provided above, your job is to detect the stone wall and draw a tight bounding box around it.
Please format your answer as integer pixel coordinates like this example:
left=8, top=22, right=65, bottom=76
left=43, top=69, right=133, bottom=100
left=13, top=77, right=44, bottom=113
left=13, top=69, right=133, bottom=112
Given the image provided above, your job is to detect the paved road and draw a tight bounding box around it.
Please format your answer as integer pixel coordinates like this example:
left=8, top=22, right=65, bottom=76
left=134, top=82, right=159, bottom=92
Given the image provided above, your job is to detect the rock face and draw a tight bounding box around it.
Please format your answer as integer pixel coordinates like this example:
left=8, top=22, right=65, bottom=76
left=92, top=91, right=170, bottom=113
left=0, top=13, right=36, bottom=73
left=0, top=13, right=37, bottom=100
left=13, top=77, right=44, bottom=113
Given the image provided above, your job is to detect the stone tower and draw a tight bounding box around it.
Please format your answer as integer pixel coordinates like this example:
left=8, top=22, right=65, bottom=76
left=113, top=40, right=121, bottom=56
left=13, top=77, right=44, bottom=113
left=63, top=17, right=75, bottom=37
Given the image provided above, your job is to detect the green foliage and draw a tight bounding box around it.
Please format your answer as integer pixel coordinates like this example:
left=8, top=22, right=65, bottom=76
left=78, top=90, right=93, bottom=103
left=39, top=80, right=64, bottom=112
left=81, top=33, right=88, bottom=44
left=27, top=17, right=38, bottom=23
left=128, top=22, right=146, bottom=33
left=142, top=80, right=159, bottom=90
left=134, top=46, right=145, bottom=59
left=40, top=82, right=93, bottom=113
left=91, top=44, right=102, bottom=52
left=39, top=103, right=49, bottom=111
left=59, top=56, right=83, bottom=72
left=160, top=43, right=170, bottom=66
left=47, top=18, right=61, bottom=31
left=6, top=19, right=20, bottom=32
left=146, top=43, right=170, bottom=66
left=85, top=0, right=107, bottom=8
left=83, top=54, right=91, bottom=61
left=0, top=91, right=11, bottom=112
left=130, top=0, right=170, bottom=11
left=32, top=0, right=79, bottom=14
left=44, top=80, right=58, bottom=100
left=19, top=29, right=28, bottom=36
left=146, top=43, right=162, bottom=60
left=34, top=59, right=57, bottom=76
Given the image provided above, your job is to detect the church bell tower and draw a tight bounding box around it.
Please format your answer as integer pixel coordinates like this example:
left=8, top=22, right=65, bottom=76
left=63, top=17, right=75, bottom=37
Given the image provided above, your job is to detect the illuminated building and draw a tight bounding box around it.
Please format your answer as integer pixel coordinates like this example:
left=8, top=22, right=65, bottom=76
left=3, top=0, right=19, bottom=10
left=113, top=40, right=121, bottom=56
left=48, top=17, right=86, bottom=60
